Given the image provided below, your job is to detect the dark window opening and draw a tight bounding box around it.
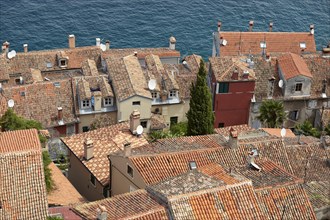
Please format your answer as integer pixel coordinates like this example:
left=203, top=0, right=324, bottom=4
left=218, top=82, right=229, bottom=93
left=90, top=174, right=96, bottom=186
left=289, top=110, right=299, bottom=121
left=170, top=117, right=178, bottom=126
left=295, top=83, right=303, bottom=92
left=140, top=121, right=147, bottom=128
left=218, top=123, right=224, bottom=128
left=15, top=78, right=20, bottom=85
left=127, top=165, right=133, bottom=177
left=82, top=126, right=89, bottom=132
left=103, top=186, right=109, bottom=198
left=132, top=101, right=140, bottom=105
left=60, top=59, right=66, bottom=67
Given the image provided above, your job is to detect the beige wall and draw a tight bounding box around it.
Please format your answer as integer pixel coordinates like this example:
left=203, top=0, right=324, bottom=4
left=110, top=155, right=146, bottom=196
left=78, top=111, right=117, bottom=133
left=67, top=152, right=105, bottom=201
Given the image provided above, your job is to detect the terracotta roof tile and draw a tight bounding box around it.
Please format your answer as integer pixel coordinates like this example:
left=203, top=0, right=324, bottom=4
left=262, top=128, right=296, bottom=138
left=278, top=53, right=312, bottom=80
left=62, top=122, right=148, bottom=186
left=214, top=124, right=255, bottom=137
left=47, top=162, right=86, bottom=206
left=303, top=181, right=330, bottom=210
left=150, top=114, right=167, bottom=130
left=0, top=130, right=48, bottom=219
left=76, top=75, right=113, bottom=100
left=82, top=59, right=99, bottom=76
left=73, top=189, right=168, bottom=220
left=49, top=206, right=83, bottom=220
left=102, top=48, right=180, bottom=59
left=219, top=32, right=316, bottom=56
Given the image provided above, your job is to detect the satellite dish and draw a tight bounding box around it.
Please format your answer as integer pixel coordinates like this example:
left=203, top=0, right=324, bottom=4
left=222, top=39, right=227, bottom=46
left=280, top=128, right=286, bottom=138
left=7, top=50, right=17, bottom=59
left=278, top=80, right=284, bottom=88
left=136, top=125, right=143, bottom=135
left=100, top=43, right=106, bottom=52
left=8, top=99, right=15, bottom=108
left=148, top=79, right=156, bottom=90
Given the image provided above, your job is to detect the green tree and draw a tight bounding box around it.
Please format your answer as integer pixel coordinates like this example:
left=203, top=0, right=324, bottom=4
left=186, top=59, right=214, bottom=135
left=0, top=109, right=54, bottom=192
left=257, top=100, right=286, bottom=128
left=295, top=120, right=320, bottom=138
left=325, top=123, right=330, bottom=136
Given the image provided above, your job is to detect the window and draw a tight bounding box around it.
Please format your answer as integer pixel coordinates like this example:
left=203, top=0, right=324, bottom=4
left=218, top=123, right=224, bottom=128
left=140, top=121, right=147, bottom=128
left=132, top=101, right=140, bottom=105
left=300, top=42, right=306, bottom=49
left=170, top=117, right=178, bottom=126
left=90, top=174, right=96, bottom=186
left=82, top=126, right=89, bottom=132
left=53, top=82, right=61, bottom=88
left=81, top=100, right=91, bottom=109
left=46, top=62, right=53, bottom=68
left=127, top=165, right=133, bottom=177
left=103, top=186, right=109, bottom=198
left=189, top=161, right=197, bottom=170
left=59, top=59, right=67, bottom=67
left=218, top=83, right=229, bottom=93
left=289, top=110, right=299, bottom=121
left=103, top=97, right=113, bottom=106
left=260, top=42, right=267, bottom=48
left=295, top=83, right=303, bottom=92
left=151, top=92, right=158, bottom=99
left=15, top=78, right=20, bottom=85
left=169, top=90, right=177, bottom=98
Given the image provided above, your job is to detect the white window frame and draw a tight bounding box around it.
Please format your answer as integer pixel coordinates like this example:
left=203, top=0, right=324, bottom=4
left=59, top=59, right=67, bottom=68
left=169, top=90, right=177, bottom=98
left=81, top=99, right=91, bottom=109
left=151, top=91, right=158, bottom=99
left=295, top=83, right=303, bottom=92
left=103, top=97, right=113, bottom=107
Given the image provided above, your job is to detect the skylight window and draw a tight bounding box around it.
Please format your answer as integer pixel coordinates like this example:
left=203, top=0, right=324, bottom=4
left=260, top=42, right=267, bottom=48
left=46, top=62, right=53, bottom=68
left=53, top=82, right=60, bottom=88
left=189, top=161, right=197, bottom=170
left=300, top=42, right=306, bottom=49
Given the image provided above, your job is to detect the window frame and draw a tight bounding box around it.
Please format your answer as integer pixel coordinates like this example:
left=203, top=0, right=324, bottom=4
left=289, top=110, right=299, bottom=121
left=81, top=99, right=91, bottom=109
left=127, top=164, right=134, bottom=178
left=132, top=101, right=141, bottom=106
left=140, top=121, right=147, bottom=128
left=218, top=82, right=229, bottom=94
left=90, top=174, right=96, bottom=186
left=103, top=97, right=113, bottom=107
left=169, top=90, right=177, bottom=98
left=151, top=91, right=158, bottom=99
left=59, top=59, right=67, bottom=68
left=295, top=83, right=303, bottom=92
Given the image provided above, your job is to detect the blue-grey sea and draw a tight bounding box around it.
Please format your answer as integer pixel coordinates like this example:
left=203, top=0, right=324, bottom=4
left=0, top=0, right=329, bottom=59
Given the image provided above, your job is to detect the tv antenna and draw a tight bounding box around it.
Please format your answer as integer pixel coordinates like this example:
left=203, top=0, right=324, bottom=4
left=148, top=79, right=156, bottom=90
left=8, top=99, right=15, bottom=108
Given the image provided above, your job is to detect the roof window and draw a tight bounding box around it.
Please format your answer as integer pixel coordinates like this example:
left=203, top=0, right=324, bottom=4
left=260, top=42, right=267, bottom=48
left=300, top=42, right=306, bottom=49
left=53, top=82, right=61, bottom=88
left=189, top=161, right=197, bottom=170
left=46, top=62, right=53, bottom=68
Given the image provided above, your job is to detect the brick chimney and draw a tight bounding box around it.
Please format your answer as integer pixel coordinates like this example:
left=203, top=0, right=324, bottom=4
left=68, top=34, right=75, bottom=48
left=105, top=40, right=110, bottom=51
left=84, top=138, right=94, bottom=160
left=231, top=68, right=239, bottom=80
left=2, top=41, right=9, bottom=54
left=228, top=127, right=238, bottom=149
left=310, top=24, right=314, bottom=35
left=169, top=36, right=176, bottom=50
left=57, top=107, right=63, bottom=121
left=249, top=21, right=254, bottom=32
left=130, top=110, right=140, bottom=134
left=124, top=142, right=131, bottom=157
left=217, top=20, right=222, bottom=32
left=269, top=22, right=273, bottom=32
left=23, top=44, right=28, bottom=53
left=97, top=205, right=107, bottom=220
left=242, top=70, right=249, bottom=79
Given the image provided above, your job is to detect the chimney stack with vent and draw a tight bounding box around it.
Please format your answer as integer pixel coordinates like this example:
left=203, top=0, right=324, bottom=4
left=228, top=127, right=238, bottom=149
left=249, top=21, right=254, bottom=32
left=269, top=22, right=273, bottom=32
left=57, top=107, right=63, bottom=121
left=105, top=40, right=110, bottom=51
left=84, top=138, right=94, bottom=160
left=169, top=36, right=176, bottom=50
left=231, top=68, right=239, bottom=80
left=2, top=41, right=9, bottom=54
left=134, top=51, right=138, bottom=57
left=130, top=110, right=140, bottom=134
left=310, top=24, right=314, bottom=35
left=242, top=70, right=249, bottom=79
left=23, top=44, right=28, bottom=53
left=97, top=205, right=108, bottom=220
left=93, top=92, right=102, bottom=111
left=68, top=34, right=75, bottom=48
left=217, top=20, right=222, bottom=32
left=124, top=142, right=132, bottom=157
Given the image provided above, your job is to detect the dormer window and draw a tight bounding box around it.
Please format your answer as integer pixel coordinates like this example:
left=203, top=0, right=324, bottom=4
left=59, top=59, right=67, bottom=68
left=81, top=99, right=91, bottom=109
left=103, top=97, right=113, bottom=106
left=169, top=90, right=177, bottom=98
left=151, top=91, right=158, bottom=99
left=295, top=83, right=303, bottom=92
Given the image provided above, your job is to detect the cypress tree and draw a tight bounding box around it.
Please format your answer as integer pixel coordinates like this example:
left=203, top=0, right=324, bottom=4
left=186, top=59, right=214, bottom=135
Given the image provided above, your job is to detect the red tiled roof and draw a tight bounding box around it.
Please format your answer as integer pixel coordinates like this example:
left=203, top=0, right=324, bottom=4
left=73, top=189, right=168, bottom=220
left=262, top=128, right=296, bottom=138
left=219, top=32, right=316, bottom=56
left=49, top=206, right=82, bottom=220
left=278, top=53, right=312, bottom=80
left=102, top=48, right=180, bottom=59
left=0, top=129, right=41, bottom=153
left=214, top=124, right=255, bottom=137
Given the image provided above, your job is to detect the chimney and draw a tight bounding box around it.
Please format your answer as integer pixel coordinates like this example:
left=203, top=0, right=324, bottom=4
left=134, top=51, right=138, bottom=57
left=2, top=41, right=9, bottom=54
left=68, top=34, right=75, bottom=48
left=124, top=142, right=131, bottom=157
left=97, top=205, right=107, bottom=220
left=231, top=68, right=239, bottom=80
left=269, top=22, right=273, bottom=32
left=249, top=20, right=254, bottom=32
left=265, top=52, right=271, bottom=60
left=169, top=36, right=176, bottom=50
left=84, top=138, right=94, bottom=160
left=310, top=24, right=314, bottom=35
left=130, top=110, right=140, bottom=134
left=57, top=107, right=63, bottom=121
left=217, top=20, right=222, bottom=32
left=96, top=38, right=101, bottom=46
left=105, top=40, right=110, bottom=51
left=228, top=127, right=238, bottom=149
left=242, top=70, right=249, bottom=79
left=23, top=44, right=28, bottom=53
left=92, top=92, right=102, bottom=111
